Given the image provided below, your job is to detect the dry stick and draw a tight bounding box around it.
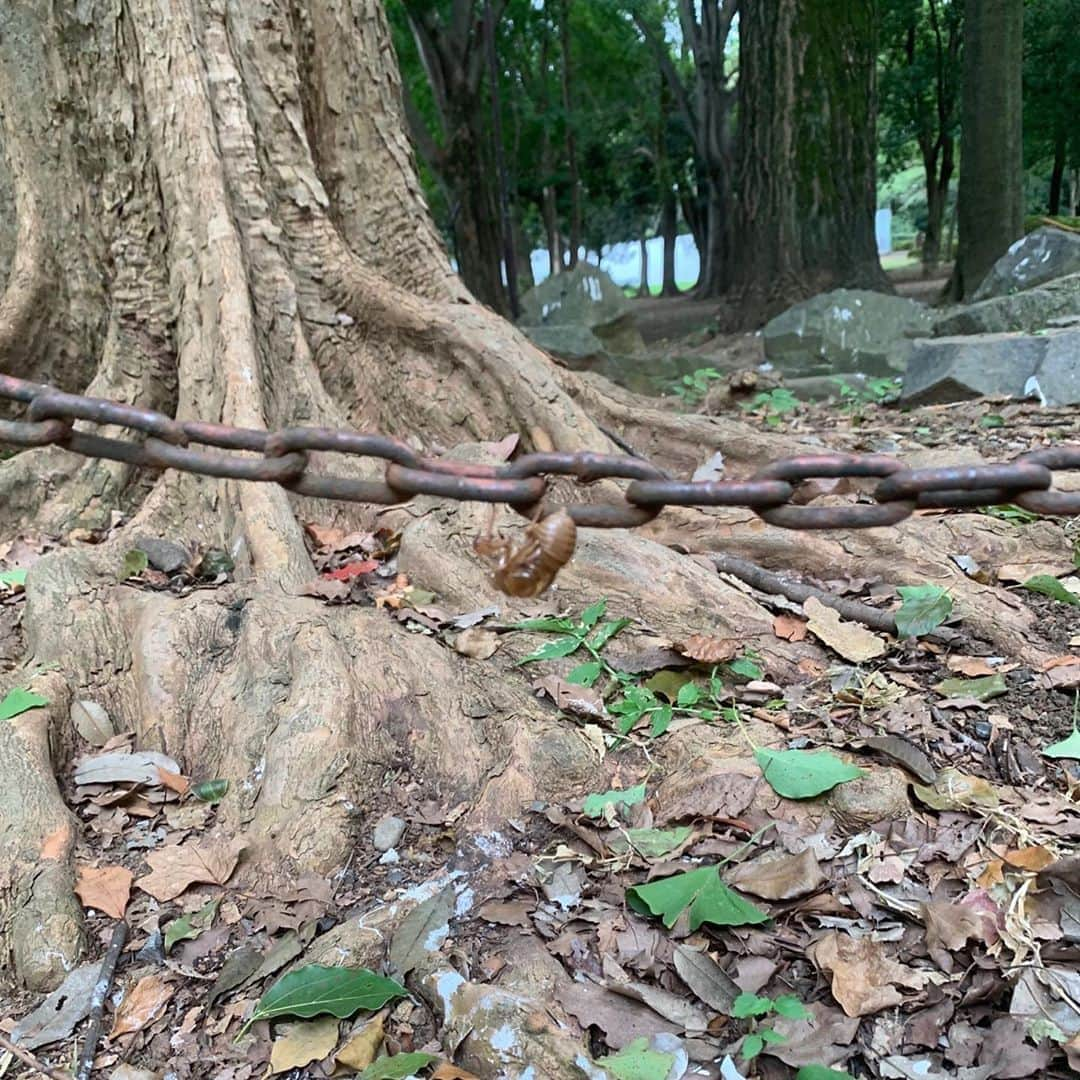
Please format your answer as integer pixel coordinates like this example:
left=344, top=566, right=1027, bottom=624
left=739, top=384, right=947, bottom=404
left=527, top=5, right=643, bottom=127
left=0, top=1030, right=72, bottom=1080
left=74, top=921, right=128, bottom=1080
left=709, top=553, right=898, bottom=636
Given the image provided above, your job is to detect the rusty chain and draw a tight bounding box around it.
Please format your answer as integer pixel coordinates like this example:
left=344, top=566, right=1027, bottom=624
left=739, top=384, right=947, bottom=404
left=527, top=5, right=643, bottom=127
left=2, top=373, right=1078, bottom=528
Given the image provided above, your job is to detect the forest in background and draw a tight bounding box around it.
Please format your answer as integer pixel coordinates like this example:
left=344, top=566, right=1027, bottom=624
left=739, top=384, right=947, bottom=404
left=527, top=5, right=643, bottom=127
left=387, top=0, right=1080, bottom=317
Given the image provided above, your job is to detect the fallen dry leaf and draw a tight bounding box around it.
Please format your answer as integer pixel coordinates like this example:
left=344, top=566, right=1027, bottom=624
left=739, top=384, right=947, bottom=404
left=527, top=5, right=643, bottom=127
left=728, top=849, right=826, bottom=900
left=808, top=931, right=926, bottom=1017
left=431, top=1065, right=482, bottom=1079
left=335, top=1015, right=385, bottom=1070
left=454, top=628, right=498, bottom=659
left=75, top=864, right=134, bottom=919
left=772, top=613, right=808, bottom=642
left=111, top=974, right=175, bottom=1037
left=678, top=634, right=740, bottom=663
left=135, top=836, right=245, bottom=901
left=763, top=1000, right=860, bottom=1069
left=533, top=675, right=606, bottom=719
left=270, top=1015, right=340, bottom=1073
left=156, top=766, right=190, bottom=796
left=946, top=656, right=997, bottom=677
left=1003, top=845, right=1056, bottom=872
left=803, top=597, right=886, bottom=662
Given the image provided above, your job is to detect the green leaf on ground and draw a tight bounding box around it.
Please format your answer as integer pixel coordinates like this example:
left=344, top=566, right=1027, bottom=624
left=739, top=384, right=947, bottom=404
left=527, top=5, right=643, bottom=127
left=731, top=993, right=773, bottom=1018
left=0, top=687, right=50, bottom=721
left=192, top=778, right=229, bottom=803
left=565, top=661, right=602, bottom=687
left=932, top=673, right=1008, bottom=700
left=1043, top=728, right=1080, bottom=760
left=772, top=994, right=811, bottom=1019
left=242, top=965, right=405, bottom=1035
left=0, top=568, right=27, bottom=588
left=594, top=1037, right=675, bottom=1080
left=513, top=616, right=576, bottom=633
left=580, top=599, right=606, bottom=629
left=627, top=865, right=768, bottom=930
left=649, top=704, right=674, bottom=737
left=121, top=548, right=149, bottom=579
left=676, top=682, right=701, bottom=706
left=1023, top=575, right=1080, bottom=606
left=359, top=1053, right=438, bottom=1079
left=583, top=782, right=646, bottom=819
left=754, top=748, right=863, bottom=799
left=626, top=826, right=692, bottom=858
left=796, top=1067, right=854, bottom=1080
left=742, top=1033, right=765, bottom=1060
left=728, top=657, right=763, bottom=680
left=517, top=635, right=582, bottom=664
left=587, top=617, right=632, bottom=651
left=894, top=584, right=953, bottom=637
left=165, top=898, right=219, bottom=954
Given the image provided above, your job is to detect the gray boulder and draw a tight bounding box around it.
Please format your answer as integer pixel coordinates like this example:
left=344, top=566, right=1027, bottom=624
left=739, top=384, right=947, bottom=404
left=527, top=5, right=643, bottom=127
left=901, top=329, right=1080, bottom=406
left=934, top=272, right=1080, bottom=336
left=522, top=324, right=608, bottom=366
left=763, top=289, right=934, bottom=378
left=972, top=227, right=1080, bottom=301
left=518, top=264, right=645, bottom=354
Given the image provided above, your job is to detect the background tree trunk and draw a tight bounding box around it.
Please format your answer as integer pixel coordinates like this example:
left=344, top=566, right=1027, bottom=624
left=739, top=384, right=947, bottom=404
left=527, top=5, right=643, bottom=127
left=638, top=236, right=651, bottom=296
left=661, top=188, right=680, bottom=296
left=731, top=0, right=890, bottom=325
left=1048, top=127, right=1066, bottom=215
left=949, top=0, right=1024, bottom=300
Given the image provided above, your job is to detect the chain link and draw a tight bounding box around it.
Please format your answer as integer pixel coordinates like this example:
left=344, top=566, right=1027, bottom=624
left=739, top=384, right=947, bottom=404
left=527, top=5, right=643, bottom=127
left=2, top=373, right=1079, bottom=527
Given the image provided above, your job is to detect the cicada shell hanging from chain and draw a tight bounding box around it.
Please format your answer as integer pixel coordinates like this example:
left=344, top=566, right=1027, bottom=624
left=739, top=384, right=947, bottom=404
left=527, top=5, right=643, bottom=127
left=473, top=510, right=577, bottom=598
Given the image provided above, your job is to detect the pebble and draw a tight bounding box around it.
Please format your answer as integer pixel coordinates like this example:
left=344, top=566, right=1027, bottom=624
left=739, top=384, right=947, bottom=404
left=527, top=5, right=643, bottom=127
left=373, top=814, right=406, bottom=852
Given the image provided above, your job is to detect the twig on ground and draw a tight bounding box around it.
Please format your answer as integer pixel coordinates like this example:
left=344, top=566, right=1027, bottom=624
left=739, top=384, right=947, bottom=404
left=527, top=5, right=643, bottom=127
left=0, top=1031, right=72, bottom=1080
left=74, top=920, right=128, bottom=1080
left=710, top=553, right=898, bottom=635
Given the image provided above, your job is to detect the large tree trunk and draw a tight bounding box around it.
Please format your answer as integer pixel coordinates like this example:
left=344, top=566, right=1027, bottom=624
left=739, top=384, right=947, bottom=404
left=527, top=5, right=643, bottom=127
left=0, top=6, right=1068, bottom=1065
left=731, top=0, right=890, bottom=325
left=661, top=188, right=680, bottom=296
left=949, top=0, right=1023, bottom=299
left=922, top=136, right=954, bottom=272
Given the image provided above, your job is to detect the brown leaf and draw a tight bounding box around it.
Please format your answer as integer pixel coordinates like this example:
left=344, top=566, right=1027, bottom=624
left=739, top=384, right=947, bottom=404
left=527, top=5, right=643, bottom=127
left=1003, top=845, right=1056, bottom=872
left=304, top=521, right=346, bottom=550
left=454, top=628, right=498, bottom=660
left=299, top=577, right=350, bottom=601
left=728, top=849, right=826, bottom=900
left=431, top=1066, right=481, bottom=1079
left=75, top=864, right=134, bottom=919
left=156, top=766, right=190, bottom=795
left=111, top=974, right=175, bottom=1037
left=803, top=597, right=886, bottom=663
left=335, top=1015, right=384, bottom=1070
left=135, top=837, right=245, bottom=901
left=946, top=656, right=997, bottom=677
left=1043, top=663, right=1080, bottom=690
left=270, top=1016, right=340, bottom=1073
left=772, top=614, right=808, bottom=642
left=921, top=900, right=985, bottom=952
left=533, top=675, right=606, bottom=719
left=678, top=634, right=739, bottom=663
left=762, top=1000, right=860, bottom=1069
left=477, top=900, right=535, bottom=926
left=808, top=931, right=926, bottom=1017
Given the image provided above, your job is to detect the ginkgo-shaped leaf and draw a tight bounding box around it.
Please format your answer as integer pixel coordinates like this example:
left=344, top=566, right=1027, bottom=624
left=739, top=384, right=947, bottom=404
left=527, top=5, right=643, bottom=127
left=0, top=687, right=49, bottom=721
left=894, top=585, right=953, bottom=637
left=626, top=865, right=768, bottom=930
left=583, top=783, right=647, bottom=818
left=1043, top=727, right=1080, bottom=760
left=754, top=748, right=863, bottom=799
left=242, top=965, right=405, bottom=1034
left=359, top=1052, right=438, bottom=1079
left=595, top=1037, right=675, bottom=1080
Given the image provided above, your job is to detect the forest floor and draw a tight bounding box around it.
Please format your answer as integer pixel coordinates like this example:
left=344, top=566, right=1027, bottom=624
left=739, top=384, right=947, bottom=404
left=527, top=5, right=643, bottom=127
left=2, top=323, right=1079, bottom=1080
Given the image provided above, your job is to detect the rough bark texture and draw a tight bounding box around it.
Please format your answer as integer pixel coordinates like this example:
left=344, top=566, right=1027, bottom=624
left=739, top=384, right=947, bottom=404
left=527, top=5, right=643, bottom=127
left=950, top=0, right=1024, bottom=299
left=732, top=0, right=890, bottom=325
left=0, top=6, right=1070, bottom=1060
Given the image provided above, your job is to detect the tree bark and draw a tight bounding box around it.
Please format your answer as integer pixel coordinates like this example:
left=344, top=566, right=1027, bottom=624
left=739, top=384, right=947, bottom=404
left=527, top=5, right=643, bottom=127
left=731, top=0, right=890, bottom=325
left=661, top=188, right=680, bottom=296
left=557, top=0, right=581, bottom=269
left=921, top=135, right=954, bottom=272
left=949, top=0, right=1024, bottom=300
left=638, top=236, right=651, bottom=297
left=0, top=0, right=1067, bottom=1030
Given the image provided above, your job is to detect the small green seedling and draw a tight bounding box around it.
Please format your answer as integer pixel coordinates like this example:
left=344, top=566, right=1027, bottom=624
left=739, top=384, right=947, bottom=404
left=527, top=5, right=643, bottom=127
left=741, top=388, right=800, bottom=426
left=670, top=367, right=724, bottom=405
left=731, top=991, right=811, bottom=1062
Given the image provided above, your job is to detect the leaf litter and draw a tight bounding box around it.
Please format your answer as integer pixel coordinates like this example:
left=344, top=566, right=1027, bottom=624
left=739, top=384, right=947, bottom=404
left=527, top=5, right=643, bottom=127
left=4, top=407, right=1080, bottom=1079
